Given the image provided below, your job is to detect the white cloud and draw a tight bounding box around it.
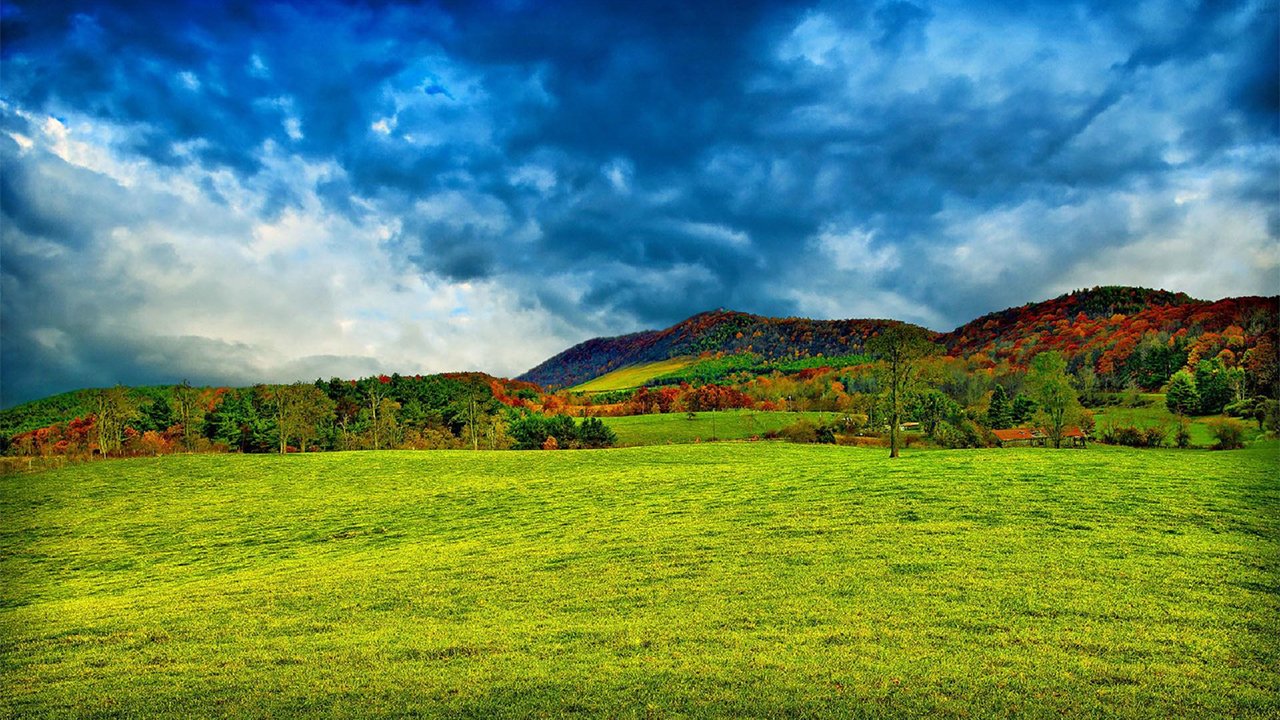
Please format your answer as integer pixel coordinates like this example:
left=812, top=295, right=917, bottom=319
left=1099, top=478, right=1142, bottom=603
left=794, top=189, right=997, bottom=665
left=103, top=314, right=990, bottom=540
left=1053, top=170, right=1280, bottom=301
left=0, top=109, right=584, bottom=400
left=671, top=220, right=751, bottom=249
left=813, top=225, right=899, bottom=273
left=509, top=164, right=557, bottom=193
left=603, top=157, right=633, bottom=193
left=248, top=53, right=270, bottom=78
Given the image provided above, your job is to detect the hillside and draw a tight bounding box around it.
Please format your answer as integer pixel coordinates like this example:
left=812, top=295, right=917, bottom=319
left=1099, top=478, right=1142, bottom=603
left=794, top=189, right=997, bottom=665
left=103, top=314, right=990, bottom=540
left=940, top=287, right=1277, bottom=378
left=519, top=310, right=908, bottom=389
left=522, top=287, right=1279, bottom=392
left=4, top=287, right=1276, bottom=442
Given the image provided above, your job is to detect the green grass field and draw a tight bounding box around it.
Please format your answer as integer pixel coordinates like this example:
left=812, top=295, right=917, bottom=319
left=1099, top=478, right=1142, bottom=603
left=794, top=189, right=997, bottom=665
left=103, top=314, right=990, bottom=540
left=2, top=444, right=1278, bottom=718
left=1091, top=402, right=1264, bottom=447
left=570, top=358, right=698, bottom=392
left=604, top=410, right=838, bottom=445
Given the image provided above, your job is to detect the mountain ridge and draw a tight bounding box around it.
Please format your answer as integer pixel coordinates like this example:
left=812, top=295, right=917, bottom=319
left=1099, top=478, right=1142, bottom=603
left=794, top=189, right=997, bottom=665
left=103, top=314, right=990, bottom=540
left=519, top=286, right=1278, bottom=390
left=518, top=309, right=915, bottom=389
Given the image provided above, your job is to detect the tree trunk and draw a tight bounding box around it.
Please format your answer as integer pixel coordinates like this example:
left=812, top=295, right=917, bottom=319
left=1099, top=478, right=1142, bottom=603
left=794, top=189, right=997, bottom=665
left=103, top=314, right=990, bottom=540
left=889, top=355, right=900, bottom=458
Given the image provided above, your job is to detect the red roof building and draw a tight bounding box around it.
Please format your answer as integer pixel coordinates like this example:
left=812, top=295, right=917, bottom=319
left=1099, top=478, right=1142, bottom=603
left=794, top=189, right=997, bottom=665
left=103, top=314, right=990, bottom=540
left=991, top=426, right=1088, bottom=448
left=991, top=428, right=1041, bottom=444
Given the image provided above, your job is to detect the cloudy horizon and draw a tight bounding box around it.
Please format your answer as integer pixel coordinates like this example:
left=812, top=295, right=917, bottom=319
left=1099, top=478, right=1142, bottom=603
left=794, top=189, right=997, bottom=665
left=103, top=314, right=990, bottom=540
left=2, top=0, right=1277, bottom=406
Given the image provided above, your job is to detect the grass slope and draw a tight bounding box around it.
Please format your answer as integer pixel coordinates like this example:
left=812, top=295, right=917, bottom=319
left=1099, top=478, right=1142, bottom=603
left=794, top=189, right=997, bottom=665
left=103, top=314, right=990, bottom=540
left=1092, top=400, right=1265, bottom=447
left=2, top=445, right=1278, bottom=718
left=605, top=410, right=837, bottom=445
left=570, top=358, right=698, bottom=392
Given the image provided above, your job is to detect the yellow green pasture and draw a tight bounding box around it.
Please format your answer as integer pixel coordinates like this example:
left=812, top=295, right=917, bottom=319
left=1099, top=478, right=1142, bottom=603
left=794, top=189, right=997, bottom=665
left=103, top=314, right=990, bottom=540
left=569, top=357, right=697, bottom=392
left=2, top=443, right=1277, bottom=718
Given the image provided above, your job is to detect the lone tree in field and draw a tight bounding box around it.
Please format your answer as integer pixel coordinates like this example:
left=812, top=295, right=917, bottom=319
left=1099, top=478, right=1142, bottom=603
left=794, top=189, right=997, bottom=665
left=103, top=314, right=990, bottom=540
left=1026, top=351, right=1082, bottom=448
left=867, top=324, right=939, bottom=458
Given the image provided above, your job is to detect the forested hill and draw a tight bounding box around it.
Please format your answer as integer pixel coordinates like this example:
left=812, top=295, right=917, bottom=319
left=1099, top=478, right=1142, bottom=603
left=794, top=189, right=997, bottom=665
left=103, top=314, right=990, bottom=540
left=938, top=287, right=1278, bottom=383
left=520, top=287, right=1279, bottom=391
left=517, top=311, right=910, bottom=389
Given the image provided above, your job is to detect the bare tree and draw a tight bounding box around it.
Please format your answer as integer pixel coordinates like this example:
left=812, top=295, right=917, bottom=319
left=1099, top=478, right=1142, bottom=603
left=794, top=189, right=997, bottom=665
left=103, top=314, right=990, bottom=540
left=170, top=380, right=205, bottom=451
left=91, top=386, right=141, bottom=456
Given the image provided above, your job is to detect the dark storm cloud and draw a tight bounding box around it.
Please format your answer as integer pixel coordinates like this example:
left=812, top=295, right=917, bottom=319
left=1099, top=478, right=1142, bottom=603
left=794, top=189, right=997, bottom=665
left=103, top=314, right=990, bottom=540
left=1, top=0, right=1276, bottom=403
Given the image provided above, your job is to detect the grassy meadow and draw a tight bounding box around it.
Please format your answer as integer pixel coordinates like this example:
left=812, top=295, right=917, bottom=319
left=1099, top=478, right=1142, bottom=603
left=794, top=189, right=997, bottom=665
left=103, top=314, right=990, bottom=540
left=1091, top=402, right=1264, bottom=447
left=2, top=444, right=1278, bottom=718
left=570, top=358, right=699, bottom=392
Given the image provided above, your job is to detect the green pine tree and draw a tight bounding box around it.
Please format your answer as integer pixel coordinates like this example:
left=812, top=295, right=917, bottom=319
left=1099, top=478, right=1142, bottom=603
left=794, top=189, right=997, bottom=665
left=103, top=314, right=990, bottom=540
left=1165, top=370, right=1199, bottom=416
left=987, top=384, right=1013, bottom=429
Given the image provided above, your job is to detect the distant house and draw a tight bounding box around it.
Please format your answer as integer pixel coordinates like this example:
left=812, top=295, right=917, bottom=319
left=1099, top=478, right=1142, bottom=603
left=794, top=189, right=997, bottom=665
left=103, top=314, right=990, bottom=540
left=991, top=428, right=1044, bottom=447
left=991, top=426, right=1088, bottom=448
left=1060, top=426, right=1088, bottom=448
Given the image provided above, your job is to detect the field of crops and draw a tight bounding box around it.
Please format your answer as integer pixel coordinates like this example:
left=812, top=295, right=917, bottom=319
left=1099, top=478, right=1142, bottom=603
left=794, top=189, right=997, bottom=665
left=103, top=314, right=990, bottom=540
left=2, top=443, right=1277, bottom=718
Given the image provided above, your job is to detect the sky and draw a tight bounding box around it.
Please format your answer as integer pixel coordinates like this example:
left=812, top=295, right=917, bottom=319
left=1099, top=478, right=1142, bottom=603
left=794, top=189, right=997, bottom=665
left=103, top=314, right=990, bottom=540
left=1, top=0, right=1277, bottom=405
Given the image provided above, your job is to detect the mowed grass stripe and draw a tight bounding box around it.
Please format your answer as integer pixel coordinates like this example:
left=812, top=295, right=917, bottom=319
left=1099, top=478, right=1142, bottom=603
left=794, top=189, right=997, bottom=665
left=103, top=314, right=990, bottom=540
left=569, top=358, right=697, bottom=392
left=1, top=444, right=1277, bottom=718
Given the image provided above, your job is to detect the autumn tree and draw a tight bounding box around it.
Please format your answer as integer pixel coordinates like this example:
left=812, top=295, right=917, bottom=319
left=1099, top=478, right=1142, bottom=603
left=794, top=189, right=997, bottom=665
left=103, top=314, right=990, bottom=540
left=1026, top=351, right=1082, bottom=448
left=90, top=386, right=141, bottom=456
left=1242, top=335, right=1277, bottom=397
left=279, top=383, right=336, bottom=452
left=867, top=324, right=939, bottom=458
left=170, top=380, right=205, bottom=451
left=373, top=397, right=402, bottom=449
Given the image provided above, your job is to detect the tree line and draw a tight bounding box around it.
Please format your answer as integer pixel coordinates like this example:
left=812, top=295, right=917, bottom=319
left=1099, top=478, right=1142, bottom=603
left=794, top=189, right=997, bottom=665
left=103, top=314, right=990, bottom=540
left=3, top=374, right=614, bottom=458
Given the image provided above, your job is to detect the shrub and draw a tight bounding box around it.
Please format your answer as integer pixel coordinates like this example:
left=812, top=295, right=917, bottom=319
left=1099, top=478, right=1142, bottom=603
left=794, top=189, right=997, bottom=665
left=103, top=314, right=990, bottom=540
left=779, top=419, right=819, bottom=444
left=511, top=414, right=615, bottom=450
left=1265, top=400, right=1280, bottom=435
left=541, top=435, right=559, bottom=451
left=1173, top=418, right=1192, bottom=449
left=835, top=413, right=868, bottom=435
left=1222, top=396, right=1259, bottom=420
left=1099, top=422, right=1145, bottom=447
left=1141, top=425, right=1167, bottom=448
left=1078, top=409, right=1096, bottom=435
left=1098, top=422, right=1166, bottom=448
left=1207, top=418, right=1246, bottom=450
left=577, top=417, right=617, bottom=449
left=933, top=420, right=983, bottom=449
